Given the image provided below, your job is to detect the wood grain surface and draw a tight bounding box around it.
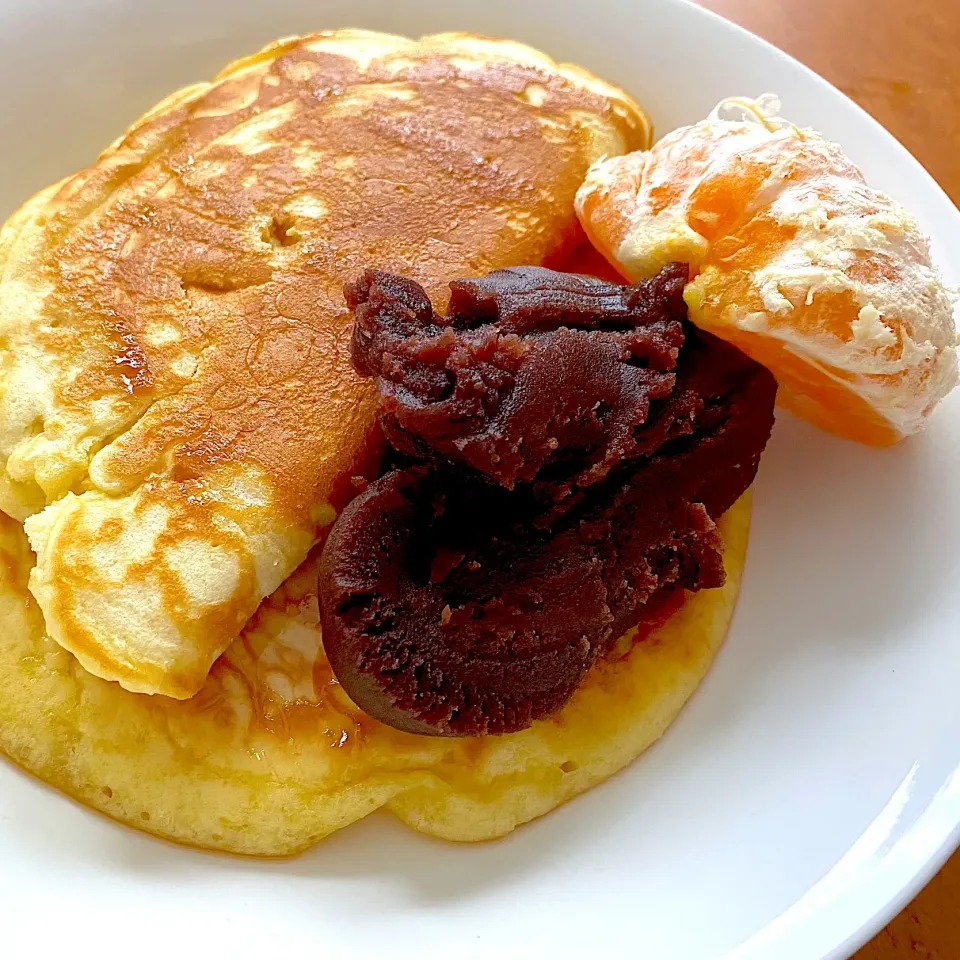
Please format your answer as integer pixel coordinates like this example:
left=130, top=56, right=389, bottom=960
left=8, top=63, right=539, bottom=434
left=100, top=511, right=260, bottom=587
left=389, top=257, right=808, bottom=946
left=696, top=0, right=960, bottom=203
left=693, top=2, right=960, bottom=956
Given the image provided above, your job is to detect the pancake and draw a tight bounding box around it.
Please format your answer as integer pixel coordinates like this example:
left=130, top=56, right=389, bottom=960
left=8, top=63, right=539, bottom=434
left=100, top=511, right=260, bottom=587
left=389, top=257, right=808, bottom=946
left=0, top=30, right=651, bottom=698
left=0, top=492, right=749, bottom=854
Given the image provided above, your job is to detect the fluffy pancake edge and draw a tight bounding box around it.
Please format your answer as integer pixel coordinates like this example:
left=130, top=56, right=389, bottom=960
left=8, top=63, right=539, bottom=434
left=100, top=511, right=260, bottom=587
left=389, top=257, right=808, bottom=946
left=0, top=493, right=748, bottom=854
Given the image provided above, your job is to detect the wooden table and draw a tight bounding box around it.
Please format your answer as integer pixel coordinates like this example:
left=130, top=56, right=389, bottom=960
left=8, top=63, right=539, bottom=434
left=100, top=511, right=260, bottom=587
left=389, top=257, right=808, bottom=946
left=697, top=0, right=960, bottom=204
left=694, top=3, right=960, bottom=955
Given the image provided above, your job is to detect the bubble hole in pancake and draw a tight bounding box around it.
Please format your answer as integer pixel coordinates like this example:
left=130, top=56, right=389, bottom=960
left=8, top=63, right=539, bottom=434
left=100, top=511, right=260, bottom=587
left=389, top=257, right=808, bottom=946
left=0, top=30, right=650, bottom=697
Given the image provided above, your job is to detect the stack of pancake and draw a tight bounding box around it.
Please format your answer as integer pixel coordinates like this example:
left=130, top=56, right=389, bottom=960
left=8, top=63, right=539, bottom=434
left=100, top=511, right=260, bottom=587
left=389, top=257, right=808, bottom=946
left=0, top=29, right=749, bottom=854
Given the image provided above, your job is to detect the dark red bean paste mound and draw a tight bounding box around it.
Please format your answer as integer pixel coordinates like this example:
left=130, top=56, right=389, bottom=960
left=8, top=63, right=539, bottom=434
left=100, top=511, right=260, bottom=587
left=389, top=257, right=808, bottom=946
left=319, top=264, right=776, bottom=737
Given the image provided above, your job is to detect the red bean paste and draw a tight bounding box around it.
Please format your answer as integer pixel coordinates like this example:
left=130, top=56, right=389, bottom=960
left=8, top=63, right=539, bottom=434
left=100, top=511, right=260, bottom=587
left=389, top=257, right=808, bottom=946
left=319, top=264, right=776, bottom=737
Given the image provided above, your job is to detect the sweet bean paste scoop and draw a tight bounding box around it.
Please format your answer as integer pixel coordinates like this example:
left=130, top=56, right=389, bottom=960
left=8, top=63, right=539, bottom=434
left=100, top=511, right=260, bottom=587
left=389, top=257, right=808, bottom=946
left=319, top=264, right=777, bottom=737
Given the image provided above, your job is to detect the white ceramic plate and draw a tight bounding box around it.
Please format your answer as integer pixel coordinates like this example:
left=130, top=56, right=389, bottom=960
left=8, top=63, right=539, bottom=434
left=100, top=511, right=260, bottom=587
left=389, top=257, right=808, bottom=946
left=2, top=1, right=959, bottom=958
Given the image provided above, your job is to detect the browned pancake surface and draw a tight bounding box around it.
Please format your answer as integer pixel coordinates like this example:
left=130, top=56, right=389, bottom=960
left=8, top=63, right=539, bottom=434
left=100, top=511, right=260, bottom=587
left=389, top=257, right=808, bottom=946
left=0, top=31, right=650, bottom=695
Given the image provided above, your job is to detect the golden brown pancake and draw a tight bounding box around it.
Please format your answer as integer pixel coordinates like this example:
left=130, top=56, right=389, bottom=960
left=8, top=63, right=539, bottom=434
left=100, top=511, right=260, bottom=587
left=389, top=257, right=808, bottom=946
left=0, top=30, right=650, bottom=697
left=0, top=494, right=749, bottom=854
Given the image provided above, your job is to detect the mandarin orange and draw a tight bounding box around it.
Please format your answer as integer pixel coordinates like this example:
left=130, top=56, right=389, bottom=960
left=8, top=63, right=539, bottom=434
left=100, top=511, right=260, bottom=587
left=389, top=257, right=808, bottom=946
left=576, top=96, right=958, bottom=445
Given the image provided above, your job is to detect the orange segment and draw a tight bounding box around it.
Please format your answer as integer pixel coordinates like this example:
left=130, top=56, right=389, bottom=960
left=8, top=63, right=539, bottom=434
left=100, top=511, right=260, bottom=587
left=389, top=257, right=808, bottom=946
left=576, top=97, right=958, bottom=445
left=685, top=278, right=900, bottom=446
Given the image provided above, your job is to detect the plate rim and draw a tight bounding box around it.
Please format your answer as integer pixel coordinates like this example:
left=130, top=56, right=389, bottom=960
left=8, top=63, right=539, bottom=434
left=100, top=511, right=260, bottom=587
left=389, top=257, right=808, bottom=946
left=678, top=1, right=960, bottom=956
left=0, top=1, right=959, bottom=957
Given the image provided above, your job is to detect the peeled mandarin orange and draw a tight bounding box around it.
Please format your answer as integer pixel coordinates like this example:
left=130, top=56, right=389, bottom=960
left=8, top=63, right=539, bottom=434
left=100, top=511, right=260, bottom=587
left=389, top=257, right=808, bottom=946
left=576, top=96, right=958, bottom=445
